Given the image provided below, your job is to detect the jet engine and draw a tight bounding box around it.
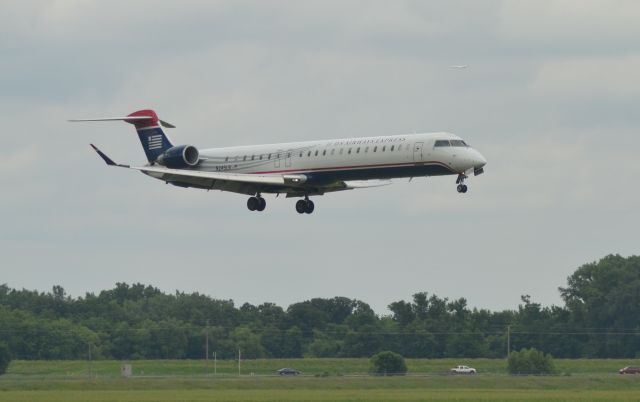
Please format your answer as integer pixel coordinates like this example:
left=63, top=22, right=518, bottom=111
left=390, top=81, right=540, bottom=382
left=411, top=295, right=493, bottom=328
left=156, top=145, right=199, bottom=168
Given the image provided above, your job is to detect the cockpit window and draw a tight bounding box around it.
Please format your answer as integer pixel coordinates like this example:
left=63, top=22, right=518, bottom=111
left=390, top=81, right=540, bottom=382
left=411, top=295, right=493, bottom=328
left=434, top=140, right=451, bottom=147
left=450, top=140, right=468, bottom=147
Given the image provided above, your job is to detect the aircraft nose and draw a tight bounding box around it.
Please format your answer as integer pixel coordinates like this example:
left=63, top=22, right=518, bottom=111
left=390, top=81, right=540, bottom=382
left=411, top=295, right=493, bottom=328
left=471, top=149, right=486, bottom=168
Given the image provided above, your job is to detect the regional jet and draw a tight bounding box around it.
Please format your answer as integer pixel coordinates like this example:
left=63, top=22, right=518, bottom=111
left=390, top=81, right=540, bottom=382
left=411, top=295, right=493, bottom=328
left=71, top=109, right=486, bottom=214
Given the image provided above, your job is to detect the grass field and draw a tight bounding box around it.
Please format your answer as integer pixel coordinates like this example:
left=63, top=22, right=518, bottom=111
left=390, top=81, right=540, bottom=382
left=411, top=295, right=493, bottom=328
left=2, top=359, right=640, bottom=401
left=2, top=376, right=640, bottom=402
left=6, top=357, right=638, bottom=376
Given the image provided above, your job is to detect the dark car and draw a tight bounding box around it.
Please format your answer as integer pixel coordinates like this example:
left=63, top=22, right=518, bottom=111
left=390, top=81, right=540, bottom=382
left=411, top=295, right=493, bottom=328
left=619, top=366, right=640, bottom=374
left=277, top=368, right=301, bottom=376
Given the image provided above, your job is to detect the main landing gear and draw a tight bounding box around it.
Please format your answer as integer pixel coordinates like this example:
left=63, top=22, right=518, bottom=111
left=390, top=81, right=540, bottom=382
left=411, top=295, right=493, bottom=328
left=456, top=174, right=468, bottom=194
left=295, top=196, right=315, bottom=214
left=247, top=195, right=266, bottom=212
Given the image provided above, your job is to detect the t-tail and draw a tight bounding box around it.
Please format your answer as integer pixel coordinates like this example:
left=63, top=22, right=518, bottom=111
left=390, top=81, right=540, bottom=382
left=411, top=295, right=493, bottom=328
left=69, top=109, right=176, bottom=163
left=127, top=110, right=176, bottom=162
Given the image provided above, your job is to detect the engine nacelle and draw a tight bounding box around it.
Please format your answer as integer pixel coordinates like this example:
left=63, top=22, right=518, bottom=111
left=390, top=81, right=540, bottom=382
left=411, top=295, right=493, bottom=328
left=156, top=145, right=199, bottom=168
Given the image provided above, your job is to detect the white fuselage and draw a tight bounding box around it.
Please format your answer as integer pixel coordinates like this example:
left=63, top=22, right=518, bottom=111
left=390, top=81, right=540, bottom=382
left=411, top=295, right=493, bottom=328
left=193, top=132, right=486, bottom=183
left=78, top=109, right=487, bottom=212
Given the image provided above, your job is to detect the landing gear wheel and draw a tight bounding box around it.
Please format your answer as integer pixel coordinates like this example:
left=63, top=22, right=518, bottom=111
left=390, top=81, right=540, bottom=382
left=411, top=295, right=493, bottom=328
left=305, top=200, right=315, bottom=214
left=456, top=173, right=469, bottom=194
left=247, top=196, right=259, bottom=211
left=296, top=200, right=307, bottom=214
left=256, top=197, right=266, bottom=211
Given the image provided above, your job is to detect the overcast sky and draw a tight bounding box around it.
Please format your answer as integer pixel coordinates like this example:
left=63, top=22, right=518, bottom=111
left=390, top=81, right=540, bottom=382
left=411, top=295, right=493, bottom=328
left=1, top=1, right=639, bottom=314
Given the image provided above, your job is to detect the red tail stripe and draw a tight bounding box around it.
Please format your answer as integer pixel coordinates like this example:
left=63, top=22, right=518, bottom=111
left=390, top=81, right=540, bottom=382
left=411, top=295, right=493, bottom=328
left=126, top=109, right=159, bottom=128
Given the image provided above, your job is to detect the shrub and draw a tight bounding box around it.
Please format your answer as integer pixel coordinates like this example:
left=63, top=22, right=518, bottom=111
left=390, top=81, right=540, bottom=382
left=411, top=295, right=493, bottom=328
left=508, top=348, right=555, bottom=375
left=370, top=351, right=407, bottom=376
left=0, top=343, right=11, bottom=375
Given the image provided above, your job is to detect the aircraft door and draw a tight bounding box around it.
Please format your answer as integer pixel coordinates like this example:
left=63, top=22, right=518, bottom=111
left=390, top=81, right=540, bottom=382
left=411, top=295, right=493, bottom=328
left=413, top=142, right=424, bottom=162
left=275, top=151, right=281, bottom=168
left=285, top=151, right=292, bottom=167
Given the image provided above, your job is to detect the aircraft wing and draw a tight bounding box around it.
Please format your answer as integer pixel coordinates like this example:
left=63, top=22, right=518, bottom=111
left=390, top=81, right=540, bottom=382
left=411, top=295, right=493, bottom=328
left=343, top=180, right=392, bottom=189
left=133, top=165, right=303, bottom=186
left=91, top=144, right=391, bottom=196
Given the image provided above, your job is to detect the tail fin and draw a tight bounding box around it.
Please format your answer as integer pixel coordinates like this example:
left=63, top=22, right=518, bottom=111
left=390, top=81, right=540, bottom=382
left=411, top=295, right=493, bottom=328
left=126, top=110, right=174, bottom=162
left=69, top=109, right=175, bottom=163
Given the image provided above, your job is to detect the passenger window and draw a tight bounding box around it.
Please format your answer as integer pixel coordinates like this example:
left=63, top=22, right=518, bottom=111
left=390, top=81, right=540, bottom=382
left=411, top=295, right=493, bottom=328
left=390, top=145, right=395, bottom=151
left=287, top=152, right=291, bottom=158
left=299, top=152, right=302, bottom=157
left=259, top=155, right=263, bottom=160
left=307, top=151, right=311, bottom=157
left=382, top=146, right=386, bottom=152
left=243, top=156, right=247, bottom=161
left=365, top=146, right=369, bottom=153
left=373, top=146, right=377, bottom=152
left=268, top=154, right=271, bottom=160
left=323, top=150, right=326, bottom=156
left=340, top=148, right=344, bottom=155
left=225, top=156, right=229, bottom=162
left=315, top=150, right=318, bottom=156
left=356, top=147, right=360, bottom=153
left=348, top=148, right=352, bottom=154
left=434, top=140, right=451, bottom=147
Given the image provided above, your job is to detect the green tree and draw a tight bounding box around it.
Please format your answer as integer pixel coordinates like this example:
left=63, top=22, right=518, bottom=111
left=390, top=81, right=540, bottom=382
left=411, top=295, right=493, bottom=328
left=281, top=326, right=304, bottom=357
left=0, top=343, right=10, bottom=375
left=507, top=348, right=555, bottom=375
left=560, top=255, right=640, bottom=357
left=306, top=329, right=343, bottom=357
left=369, top=351, right=407, bottom=376
left=230, top=326, right=265, bottom=359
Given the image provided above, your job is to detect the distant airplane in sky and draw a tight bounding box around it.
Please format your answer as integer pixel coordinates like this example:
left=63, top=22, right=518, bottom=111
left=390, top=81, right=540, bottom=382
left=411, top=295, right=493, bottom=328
left=450, top=65, right=469, bottom=69
left=71, top=110, right=486, bottom=214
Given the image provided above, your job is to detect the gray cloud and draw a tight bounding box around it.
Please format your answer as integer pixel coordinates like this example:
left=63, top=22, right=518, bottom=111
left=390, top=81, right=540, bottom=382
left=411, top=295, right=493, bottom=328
left=1, top=1, right=639, bottom=313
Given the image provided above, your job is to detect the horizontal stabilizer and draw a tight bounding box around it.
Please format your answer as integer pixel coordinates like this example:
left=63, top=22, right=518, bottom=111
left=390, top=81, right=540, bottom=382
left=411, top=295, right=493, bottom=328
left=69, top=117, right=175, bottom=128
left=70, top=116, right=151, bottom=122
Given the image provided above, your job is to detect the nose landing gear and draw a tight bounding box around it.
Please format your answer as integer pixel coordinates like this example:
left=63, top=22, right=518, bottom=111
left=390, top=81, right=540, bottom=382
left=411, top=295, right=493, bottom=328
left=456, top=174, right=468, bottom=194
left=247, top=195, right=266, bottom=211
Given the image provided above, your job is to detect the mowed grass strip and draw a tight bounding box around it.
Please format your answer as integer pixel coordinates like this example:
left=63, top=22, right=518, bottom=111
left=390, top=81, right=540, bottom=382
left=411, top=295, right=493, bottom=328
left=7, top=358, right=638, bottom=377
left=2, top=388, right=640, bottom=402
left=2, top=375, right=640, bottom=391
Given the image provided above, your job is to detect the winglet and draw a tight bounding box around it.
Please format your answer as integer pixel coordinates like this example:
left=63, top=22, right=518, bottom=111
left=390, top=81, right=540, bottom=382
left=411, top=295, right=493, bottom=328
left=90, top=144, right=129, bottom=168
left=90, top=144, right=116, bottom=165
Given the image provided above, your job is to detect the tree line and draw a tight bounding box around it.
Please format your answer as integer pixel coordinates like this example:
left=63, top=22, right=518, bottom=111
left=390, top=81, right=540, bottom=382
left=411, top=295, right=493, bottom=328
left=1, top=254, right=639, bottom=360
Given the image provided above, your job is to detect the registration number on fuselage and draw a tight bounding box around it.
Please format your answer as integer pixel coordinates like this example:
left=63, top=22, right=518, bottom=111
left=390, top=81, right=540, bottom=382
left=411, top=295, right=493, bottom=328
left=215, top=165, right=236, bottom=171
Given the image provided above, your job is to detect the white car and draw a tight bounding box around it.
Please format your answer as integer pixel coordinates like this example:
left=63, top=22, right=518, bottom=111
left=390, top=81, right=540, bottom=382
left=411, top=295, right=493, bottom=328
left=450, top=365, right=477, bottom=374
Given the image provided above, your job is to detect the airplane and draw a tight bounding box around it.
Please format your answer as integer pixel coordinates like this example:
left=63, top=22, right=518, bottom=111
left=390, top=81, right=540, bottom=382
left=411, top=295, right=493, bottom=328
left=71, top=109, right=486, bottom=214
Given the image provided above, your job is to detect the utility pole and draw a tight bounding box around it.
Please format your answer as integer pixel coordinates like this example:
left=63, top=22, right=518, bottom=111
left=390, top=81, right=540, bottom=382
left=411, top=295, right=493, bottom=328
left=507, top=325, right=511, bottom=358
left=214, top=351, right=217, bottom=376
left=238, top=349, right=241, bottom=377
left=205, top=320, right=210, bottom=375
left=88, top=342, right=92, bottom=378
